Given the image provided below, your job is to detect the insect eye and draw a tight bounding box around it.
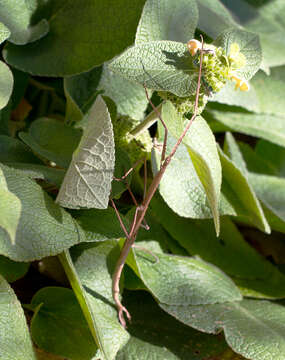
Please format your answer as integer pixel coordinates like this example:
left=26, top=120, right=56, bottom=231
left=187, top=39, right=202, bottom=56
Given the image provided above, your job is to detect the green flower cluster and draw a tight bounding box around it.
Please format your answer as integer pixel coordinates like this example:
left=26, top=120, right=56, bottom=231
left=192, top=42, right=246, bottom=94
left=157, top=91, right=208, bottom=118
left=157, top=42, right=247, bottom=117
left=112, top=115, right=152, bottom=163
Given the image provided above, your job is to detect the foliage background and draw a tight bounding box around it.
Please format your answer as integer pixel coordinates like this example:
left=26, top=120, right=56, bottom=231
left=0, top=0, right=285, bottom=359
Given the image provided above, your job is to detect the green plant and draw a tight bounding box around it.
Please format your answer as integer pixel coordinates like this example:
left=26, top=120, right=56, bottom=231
left=0, top=0, right=285, bottom=359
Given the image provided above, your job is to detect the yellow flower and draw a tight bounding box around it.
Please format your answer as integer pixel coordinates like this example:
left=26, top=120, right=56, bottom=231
left=230, top=74, right=250, bottom=92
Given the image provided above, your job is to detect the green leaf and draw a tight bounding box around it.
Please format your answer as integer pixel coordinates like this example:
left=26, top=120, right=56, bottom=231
left=214, top=27, right=262, bottom=80
left=150, top=196, right=285, bottom=299
left=212, top=110, right=285, bottom=148
left=0, top=164, right=85, bottom=261
left=3, top=0, right=145, bottom=76
left=109, top=40, right=198, bottom=97
left=160, top=102, right=221, bottom=234
left=19, top=118, right=82, bottom=168
left=0, top=166, right=21, bottom=244
left=0, top=274, right=36, bottom=359
left=238, top=142, right=277, bottom=176
left=74, top=208, right=126, bottom=242
left=210, top=80, right=260, bottom=113
left=160, top=299, right=285, bottom=360
left=223, top=132, right=248, bottom=175
left=128, top=248, right=242, bottom=305
left=117, top=290, right=229, bottom=359
left=258, top=32, right=285, bottom=69
left=197, top=0, right=239, bottom=38
left=3, top=163, right=65, bottom=188
left=255, top=140, right=285, bottom=177
left=136, top=0, right=198, bottom=44
left=30, top=287, right=98, bottom=360
left=0, top=0, right=49, bottom=45
left=0, top=22, right=10, bottom=44
left=64, top=66, right=102, bottom=122
left=0, top=134, right=42, bottom=164
left=218, top=146, right=270, bottom=233
left=56, top=96, right=115, bottom=209
left=0, top=255, right=29, bottom=282
left=98, top=64, right=149, bottom=121
left=0, top=61, right=13, bottom=110
left=60, top=241, right=130, bottom=360
left=249, top=173, right=285, bottom=224
left=223, top=134, right=285, bottom=235
left=250, top=66, right=285, bottom=117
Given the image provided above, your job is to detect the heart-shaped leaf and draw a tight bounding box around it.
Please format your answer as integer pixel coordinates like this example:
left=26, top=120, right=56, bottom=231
left=109, top=41, right=197, bottom=97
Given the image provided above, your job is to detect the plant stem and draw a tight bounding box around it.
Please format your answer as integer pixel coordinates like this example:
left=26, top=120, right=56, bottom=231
left=112, top=36, right=205, bottom=328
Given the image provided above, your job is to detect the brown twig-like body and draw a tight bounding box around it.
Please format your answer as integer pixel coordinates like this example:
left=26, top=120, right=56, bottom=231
left=112, top=36, right=205, bottom=328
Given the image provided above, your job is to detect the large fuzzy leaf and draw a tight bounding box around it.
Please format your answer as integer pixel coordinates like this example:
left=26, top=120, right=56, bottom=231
left=0, top=0, right=49, bottom=45
left=117, top=290, right=231, bottom=359
left=59, top=241, right=129, bottom=360
left=0, top=274, right=36, bottom=359
left=212, top=111, right=285, bottom=148
left=158, top=102, right=221, bottom=234
left=109, top=41, right=197, bottom=97
left=214, top=27, right=262, bottom=80
left=127, top=247, right=242, bottom=305
left=3, top=0, right=145, bottom=76
left=0, top=61, right=13, bottom=110
left=56, top=96, right=115, bottom=209
left=197, top=0, right=239, bottom=38
left=136, top=0, right=198, bottom=44
left=161, top=299, right=285, bottom=360
left=150, top=195, right=285, bottom=299
left=0, top=164, right=85, bottom=261
left=0, top=167, right=21, bottom=244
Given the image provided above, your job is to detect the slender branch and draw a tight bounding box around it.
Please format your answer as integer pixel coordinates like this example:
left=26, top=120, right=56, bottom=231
left=110, top=199, right=130, bottom=240
left=112, top=36, right=205, bottom=328
left=143, top=85, right=168, bottom=164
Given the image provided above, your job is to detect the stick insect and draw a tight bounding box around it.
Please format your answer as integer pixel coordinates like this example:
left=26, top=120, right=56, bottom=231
left=111, top=35, right=205, bottom=328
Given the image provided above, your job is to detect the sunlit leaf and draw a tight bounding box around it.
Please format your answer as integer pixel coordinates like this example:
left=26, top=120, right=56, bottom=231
left=56, top=96, right=115, bottom=209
